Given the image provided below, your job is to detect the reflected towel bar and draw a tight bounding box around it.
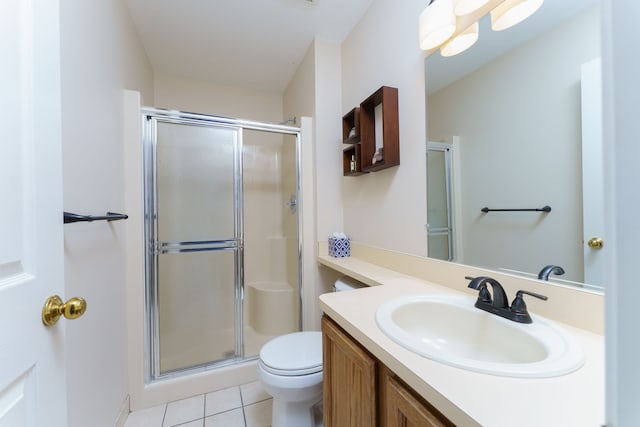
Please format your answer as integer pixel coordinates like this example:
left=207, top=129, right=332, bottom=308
left=481, top=206, right=551, bottom=213
left=63, top=211, right=129, bottom=224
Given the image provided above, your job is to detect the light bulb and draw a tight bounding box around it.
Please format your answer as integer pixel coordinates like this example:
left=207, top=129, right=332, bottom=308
left=419, top=0, right=456, bottom=51
left=491, top=0, right=544, bottom=31
left=440, top=22, right=479, bottom=57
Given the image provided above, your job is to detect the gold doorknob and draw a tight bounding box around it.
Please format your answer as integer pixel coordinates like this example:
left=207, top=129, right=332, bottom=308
left=588, top=237, right=604, bottom=250
left=42, top=295, right=87, bottom=326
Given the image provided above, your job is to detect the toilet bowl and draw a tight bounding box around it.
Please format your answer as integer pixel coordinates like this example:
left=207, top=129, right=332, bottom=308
left=258, top=331, right=323, bottom=427
left=258, top=276, right=365, bottom=427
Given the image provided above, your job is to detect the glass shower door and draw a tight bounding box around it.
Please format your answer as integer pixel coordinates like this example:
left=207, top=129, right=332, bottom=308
left=150, top=120, right=242, bottom=376
left=426, top=143, right=454, bottom=261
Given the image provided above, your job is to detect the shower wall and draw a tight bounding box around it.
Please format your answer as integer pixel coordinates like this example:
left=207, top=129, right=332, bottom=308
left=243, top=131, right=299, bottom=356
left=282, top=136, right=299, bottom=310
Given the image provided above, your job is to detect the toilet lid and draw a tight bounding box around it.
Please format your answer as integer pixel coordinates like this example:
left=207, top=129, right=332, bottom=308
left=260, top=331, right=322, bottom=376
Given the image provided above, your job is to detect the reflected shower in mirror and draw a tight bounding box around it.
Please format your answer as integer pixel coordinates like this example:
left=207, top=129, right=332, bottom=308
left=425, top=1, right=603, bottom=290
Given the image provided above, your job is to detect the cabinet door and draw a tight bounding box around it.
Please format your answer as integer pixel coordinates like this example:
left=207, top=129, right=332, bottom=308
left=385, top=372, right=453, bottom=427
left=322, top=316, right=377, bottom=427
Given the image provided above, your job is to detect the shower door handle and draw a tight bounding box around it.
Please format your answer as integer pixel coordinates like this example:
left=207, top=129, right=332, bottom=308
left=285, top=195, right=297, bottom=213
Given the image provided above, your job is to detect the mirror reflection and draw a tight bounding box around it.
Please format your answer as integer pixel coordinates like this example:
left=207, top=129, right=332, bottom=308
left=425, top=1, right=602, bottom=290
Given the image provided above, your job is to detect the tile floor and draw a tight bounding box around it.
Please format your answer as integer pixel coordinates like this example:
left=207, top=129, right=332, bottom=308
left=124, top=381, right=272, bottom=427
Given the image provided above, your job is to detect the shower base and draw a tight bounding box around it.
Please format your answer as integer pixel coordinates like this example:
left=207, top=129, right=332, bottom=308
left=159, top=325, right=296, bottom=375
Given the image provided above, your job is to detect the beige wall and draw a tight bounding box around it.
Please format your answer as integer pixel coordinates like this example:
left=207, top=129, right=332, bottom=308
left=154, top=72, right=283, bottom=122
left=284, top=42, right=316, bottom=121
left=311, top=40, right=345, bottom=322
left=313, top=40, right=344, bottom=241
left=339, top=0, right=428, bottom=256
left=283, top=39, right=346, bottom=328
left=59, top=0, right=153, bottom=425
left=427, top=7, right=600, bottom=282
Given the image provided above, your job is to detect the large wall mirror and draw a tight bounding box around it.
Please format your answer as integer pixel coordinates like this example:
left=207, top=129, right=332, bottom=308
left=425, top=0, right=603, bottom=291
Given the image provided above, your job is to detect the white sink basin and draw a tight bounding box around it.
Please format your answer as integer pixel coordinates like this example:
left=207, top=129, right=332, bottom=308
left=375, top=294, right=584, bottom=378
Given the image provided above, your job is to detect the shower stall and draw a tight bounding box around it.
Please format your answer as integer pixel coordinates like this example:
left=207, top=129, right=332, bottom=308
left=142, top=108, right=302, bottom=381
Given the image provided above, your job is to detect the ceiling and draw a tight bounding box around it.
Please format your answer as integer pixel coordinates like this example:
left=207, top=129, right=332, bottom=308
left=124, top=0, right=373, bottom=93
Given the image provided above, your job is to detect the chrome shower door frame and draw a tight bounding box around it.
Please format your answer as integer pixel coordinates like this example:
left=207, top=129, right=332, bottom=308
left=141, top=108, right=302, bottom=382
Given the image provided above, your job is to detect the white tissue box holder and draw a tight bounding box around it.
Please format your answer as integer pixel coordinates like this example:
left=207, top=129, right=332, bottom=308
left=328, top=237, right=350, bottom=258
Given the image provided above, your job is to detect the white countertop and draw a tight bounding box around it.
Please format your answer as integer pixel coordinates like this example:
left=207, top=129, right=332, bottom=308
left=318, top=253, right=605, bottom=427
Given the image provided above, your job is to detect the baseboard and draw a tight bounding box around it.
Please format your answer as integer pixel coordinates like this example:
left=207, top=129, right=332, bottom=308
left=114, top=394, right=130, bottom=427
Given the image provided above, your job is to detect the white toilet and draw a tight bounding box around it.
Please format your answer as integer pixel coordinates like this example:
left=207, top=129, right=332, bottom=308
left=258, top=331, right=323, bottom=427
left=258, top=276, right=364, bottom=427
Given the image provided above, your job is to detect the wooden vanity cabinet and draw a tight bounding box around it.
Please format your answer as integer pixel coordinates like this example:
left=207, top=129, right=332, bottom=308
left=383, top=368, right=454, bottom=427
left=322, top=315, right=453, bottom=427
left=322, top=314, right=377, bottom=426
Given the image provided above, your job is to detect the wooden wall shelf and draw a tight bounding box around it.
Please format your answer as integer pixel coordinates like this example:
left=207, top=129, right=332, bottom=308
left=343, top=145, right=368, bottom=176
left=342, top=107, right=361, bottom=144
left=341, top=87, right=399, bottom=176
left=360, top=86, right=399, bottom=172
left=342, top=107, right=368, bottom=176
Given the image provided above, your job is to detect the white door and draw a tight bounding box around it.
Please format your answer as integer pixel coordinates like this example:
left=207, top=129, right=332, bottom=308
left=581, top=58, right=605, bottom=287
left=0, top=1, right=68, bottom=426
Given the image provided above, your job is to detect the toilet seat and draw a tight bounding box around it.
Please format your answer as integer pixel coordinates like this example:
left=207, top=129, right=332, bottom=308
left=259, top=331, right=322, bottom=376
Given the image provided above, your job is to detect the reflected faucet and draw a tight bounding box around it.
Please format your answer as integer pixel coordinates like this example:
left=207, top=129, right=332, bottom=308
left=537, top=265, right=565, bottom=281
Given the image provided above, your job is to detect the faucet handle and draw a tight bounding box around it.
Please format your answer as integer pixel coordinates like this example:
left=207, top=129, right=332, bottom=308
left=477, top=284, right=492, bottom=304
left=517, top=290, right=548, bottom=301
left=465, top=276, right=492, bottom=304
left=509, top=290, right=548, bottom=323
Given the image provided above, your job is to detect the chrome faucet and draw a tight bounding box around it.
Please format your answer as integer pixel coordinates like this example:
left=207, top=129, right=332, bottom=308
left=537, top=265, right=565, bottom=281
left=465, top=276, right=548, bottom=323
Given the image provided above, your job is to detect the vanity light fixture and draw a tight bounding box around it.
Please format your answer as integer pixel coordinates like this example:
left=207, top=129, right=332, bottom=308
left=419, top=0, right=544, bottom=56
